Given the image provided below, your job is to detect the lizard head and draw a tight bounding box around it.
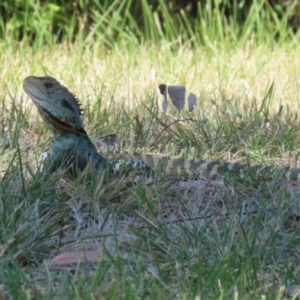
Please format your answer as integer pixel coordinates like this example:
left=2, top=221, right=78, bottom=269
left=23, top=76, right=87, bottom=136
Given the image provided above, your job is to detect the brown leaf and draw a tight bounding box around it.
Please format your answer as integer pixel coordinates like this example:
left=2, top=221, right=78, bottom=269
left=48, top=251, right=101, bottom=269
left=99, top=133, right=120, bottom=149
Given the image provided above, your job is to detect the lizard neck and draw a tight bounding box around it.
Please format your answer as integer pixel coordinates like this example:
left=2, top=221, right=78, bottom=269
left=53, top=132, right=90, bottom=150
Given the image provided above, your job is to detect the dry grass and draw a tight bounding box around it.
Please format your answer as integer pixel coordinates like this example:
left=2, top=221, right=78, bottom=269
left=2, top=42, right=300, bottom=104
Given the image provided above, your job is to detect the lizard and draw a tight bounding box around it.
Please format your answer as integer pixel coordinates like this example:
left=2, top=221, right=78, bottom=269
left=22, top=76, right=152, bottom=178
left=22, top=75, right=300, bottom=181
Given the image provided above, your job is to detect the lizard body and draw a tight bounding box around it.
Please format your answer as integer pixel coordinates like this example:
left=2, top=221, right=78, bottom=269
left=23, top=75, right=300, bottom=181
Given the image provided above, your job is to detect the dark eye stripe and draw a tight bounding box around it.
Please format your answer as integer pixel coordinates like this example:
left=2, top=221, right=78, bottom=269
left=44, top=82, right=53, bottom=88
left=61, top=99, right=74, bottom=112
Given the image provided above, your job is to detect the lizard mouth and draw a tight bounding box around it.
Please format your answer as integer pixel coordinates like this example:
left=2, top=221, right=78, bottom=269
left=43, top=108, right=87, bottom=136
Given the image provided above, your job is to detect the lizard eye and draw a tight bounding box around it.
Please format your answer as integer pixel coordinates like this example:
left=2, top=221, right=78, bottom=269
left=44, top=82, right=53, bottom=88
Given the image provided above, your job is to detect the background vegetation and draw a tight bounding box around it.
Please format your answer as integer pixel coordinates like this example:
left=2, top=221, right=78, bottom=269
left=1, top=0, right=300, bottom=299
left=1, top=0, right=299, bottom=48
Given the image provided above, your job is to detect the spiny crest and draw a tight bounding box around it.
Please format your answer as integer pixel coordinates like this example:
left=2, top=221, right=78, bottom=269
left=71, top=93, right=84, bottom=116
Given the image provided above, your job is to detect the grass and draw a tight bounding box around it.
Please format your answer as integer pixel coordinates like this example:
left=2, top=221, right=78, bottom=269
left=1, top=41, right=300, bottom=299
left=1, top=2, right=300, bottom=298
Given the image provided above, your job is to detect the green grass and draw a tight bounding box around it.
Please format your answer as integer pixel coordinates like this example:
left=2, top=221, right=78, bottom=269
left=1, top=2, right=300, bottom=299
left=1, top=0, right=299, bottom=49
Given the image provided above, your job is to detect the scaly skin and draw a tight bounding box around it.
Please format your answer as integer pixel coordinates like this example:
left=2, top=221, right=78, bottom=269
left=23, top=76, right=151, bottom=177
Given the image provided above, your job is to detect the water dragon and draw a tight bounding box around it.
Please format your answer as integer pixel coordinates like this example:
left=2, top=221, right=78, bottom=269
left=22, top=76, right=300, bottom=181
left=22, top=76, right=152, bottom=178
